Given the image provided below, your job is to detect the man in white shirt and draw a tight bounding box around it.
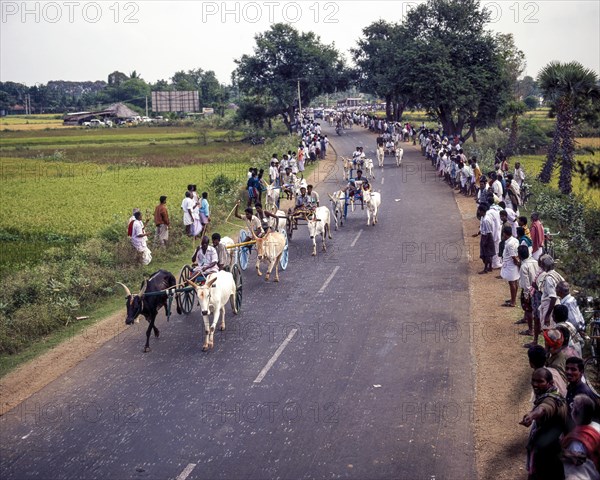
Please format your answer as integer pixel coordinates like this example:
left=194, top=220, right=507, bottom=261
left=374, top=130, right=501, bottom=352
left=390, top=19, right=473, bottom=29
left=130, top=211, right=152, bottom=265
left=514, top=162, right=526, bottom=188
left=500, top=226, right=521, bottom=307
left=556, top=281, right=585, bottom=331
left=192, top=236, right=219, bottom=278
left=181, top=191, right=196, bottom=236
left=269, top=160, right=280, bottom=186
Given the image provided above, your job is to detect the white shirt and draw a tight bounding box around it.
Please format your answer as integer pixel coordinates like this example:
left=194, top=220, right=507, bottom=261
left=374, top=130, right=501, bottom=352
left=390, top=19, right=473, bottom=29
left=193, top=245, right=219, bottom=275
left=561, top=294, right=585, bottom=330
left=181, top=197, right=195, bottom=225
left=130, top=220, right=146, bottom=250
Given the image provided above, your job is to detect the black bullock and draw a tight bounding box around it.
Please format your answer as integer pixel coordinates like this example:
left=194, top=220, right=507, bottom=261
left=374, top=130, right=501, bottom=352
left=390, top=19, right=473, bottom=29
left=117, top=269, right=179, bottom=352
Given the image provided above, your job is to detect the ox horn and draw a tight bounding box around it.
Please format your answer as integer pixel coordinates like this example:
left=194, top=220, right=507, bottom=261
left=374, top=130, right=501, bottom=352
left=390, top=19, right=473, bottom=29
left=188, top=280, right=199, bottom=289
left=117, top=282, right=132, bottom=297
left=139, top=280, right=148, bottom=296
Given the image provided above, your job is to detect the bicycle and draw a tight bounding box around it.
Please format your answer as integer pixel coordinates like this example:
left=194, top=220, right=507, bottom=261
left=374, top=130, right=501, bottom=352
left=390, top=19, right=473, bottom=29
left=582, top=297, right=600, bottom=397
left=521, top=182, right=533, bottom=207
left=543, top=230, right=560, bottom=260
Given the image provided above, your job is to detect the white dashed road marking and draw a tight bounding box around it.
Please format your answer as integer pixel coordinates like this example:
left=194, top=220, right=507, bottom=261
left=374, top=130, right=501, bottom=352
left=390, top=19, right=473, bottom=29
left=350, top=230, right=363, bottom=248
left=176, top=463, right=197, bottom=480
left=318, top=266, right=340, bottom=294
left=254, top=329, right=298, bottom=384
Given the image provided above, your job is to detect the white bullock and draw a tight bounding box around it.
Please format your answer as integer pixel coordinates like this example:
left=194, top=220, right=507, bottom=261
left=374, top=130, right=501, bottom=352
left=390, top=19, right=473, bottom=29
left=341, top=157, right=353, bottom=181
left=364, top=158, right=375, bottom=179
left=189, top=270, right=237, bottom=351
left=396, top=147, right=404, bottom=167
left=362, top=187, right=381, bottom=226
left=306, top=206, right=332, bottom=256
left=328, top=190, right=345, bottom=230
left=376, top=145, right=385, bottom=168
left=265, top=184, right=281, bottom=211
left=254, top=231, right=286, bottom=282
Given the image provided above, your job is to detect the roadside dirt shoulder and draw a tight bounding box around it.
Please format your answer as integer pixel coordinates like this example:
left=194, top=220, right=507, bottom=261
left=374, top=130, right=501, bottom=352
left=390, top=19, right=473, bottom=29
left=453, top=185, right=532, bottom=480
left=0, top=151, right=337, bottom=417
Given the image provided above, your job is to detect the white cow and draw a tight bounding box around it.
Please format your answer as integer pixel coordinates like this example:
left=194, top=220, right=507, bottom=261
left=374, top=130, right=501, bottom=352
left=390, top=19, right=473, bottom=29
left=254, top=231, right=286, bottom=282
left=328, top=190, right=345, bottom=230
left=364, top=158, right=375, bottom=179
left=265, top=184, right=281, bottom=211
left=190, top=270, right=237, bottom=351
left=376, top=145, right=385, bottom=168
left=341, top=157, right=353, bottom=181
left=362, top=188, right=381, bottom=226
left=306, top=206, right=332, bottom=256
left=396, top=147, right=404, bottom=167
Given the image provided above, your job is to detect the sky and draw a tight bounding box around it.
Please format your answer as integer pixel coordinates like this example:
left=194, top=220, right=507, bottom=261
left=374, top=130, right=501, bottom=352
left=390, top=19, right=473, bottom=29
left=1, top=0, right=599, bottom=86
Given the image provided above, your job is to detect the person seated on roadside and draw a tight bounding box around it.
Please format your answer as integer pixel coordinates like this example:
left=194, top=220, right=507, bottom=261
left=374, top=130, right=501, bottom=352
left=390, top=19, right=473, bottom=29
left=192, top=235, right=219, bottom=280
left=306, top=184, right=320, bottom=208
left=561, top=394, right=600, bottom=479
left=544, top=328, right=568, bottom=384
left=528, top=344, right=567, bottom=397
left=234, top=200, right=264, bottom=238
left=281, top=167, right=298, bottom=200
left=211, top=233, right=230, bottom=271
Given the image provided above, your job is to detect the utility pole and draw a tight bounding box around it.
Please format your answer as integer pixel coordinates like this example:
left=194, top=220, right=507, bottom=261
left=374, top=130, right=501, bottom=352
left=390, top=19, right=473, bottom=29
left=145, top=96, right=149, bottom=117
left=297, top=79, right=302, bottom=114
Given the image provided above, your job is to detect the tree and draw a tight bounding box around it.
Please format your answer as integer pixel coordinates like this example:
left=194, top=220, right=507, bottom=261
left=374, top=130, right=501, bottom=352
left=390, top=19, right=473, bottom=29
left=400, top=0, right=517, bottom=140
left=537, top=61, right=600, bottom=194
left=233, top=23, right=348, bottom=132
left=523, top=96, right=539, bottom=110
left=502, top=100, right=527, bottom=157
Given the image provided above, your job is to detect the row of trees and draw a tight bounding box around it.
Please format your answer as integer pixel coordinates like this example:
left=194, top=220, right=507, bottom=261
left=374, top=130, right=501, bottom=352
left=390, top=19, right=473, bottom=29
left=0, top=68, right=230, bottom=114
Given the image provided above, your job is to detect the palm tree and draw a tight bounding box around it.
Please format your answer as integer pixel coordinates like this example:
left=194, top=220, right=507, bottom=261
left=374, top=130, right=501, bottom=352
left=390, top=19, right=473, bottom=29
left=503, top=100, right=527, bottom=158
left=537, top=61, right=599, bottom=194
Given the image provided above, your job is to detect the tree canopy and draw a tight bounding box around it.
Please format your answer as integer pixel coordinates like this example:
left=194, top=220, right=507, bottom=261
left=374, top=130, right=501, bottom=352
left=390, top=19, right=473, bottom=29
left=352, top=0, right=524, bottom=140
left=233, top=23, right=349, bottom=131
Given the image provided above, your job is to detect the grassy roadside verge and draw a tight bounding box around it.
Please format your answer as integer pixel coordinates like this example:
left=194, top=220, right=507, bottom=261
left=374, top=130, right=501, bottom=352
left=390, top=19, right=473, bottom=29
left=0, top=148, right=320, bottom=378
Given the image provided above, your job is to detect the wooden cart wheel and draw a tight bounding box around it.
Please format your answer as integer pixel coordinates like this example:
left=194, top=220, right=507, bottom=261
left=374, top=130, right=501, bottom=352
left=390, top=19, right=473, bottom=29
left=177, top=264, right=196, bottom=315
left=230, top=263, right=243, bottom=314
left=286, top=210, right=294, bottom=239
left=279, top=230, right=289, bottom=270
left=344, top=192, right=349, bottom=219
left=238, top=229, right=250, bottom=271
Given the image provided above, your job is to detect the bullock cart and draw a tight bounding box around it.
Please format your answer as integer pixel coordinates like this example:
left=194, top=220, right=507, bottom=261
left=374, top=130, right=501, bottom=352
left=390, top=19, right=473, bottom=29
left=220, top=205, right=290, bottom=280
left=286, top=207, right=315, bottom=239
left=177, top=260, right=242, bottom=315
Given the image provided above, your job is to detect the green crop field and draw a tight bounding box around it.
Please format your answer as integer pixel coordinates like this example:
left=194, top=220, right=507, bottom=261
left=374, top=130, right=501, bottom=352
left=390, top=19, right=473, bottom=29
left=515, top=153, right=600, bottom=207
left=1, top=156, right=251, bottom=238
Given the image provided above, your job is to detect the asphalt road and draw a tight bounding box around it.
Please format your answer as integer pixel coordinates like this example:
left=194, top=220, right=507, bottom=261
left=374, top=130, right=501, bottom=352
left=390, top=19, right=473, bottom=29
left=0, top=125, right=476, bottom=480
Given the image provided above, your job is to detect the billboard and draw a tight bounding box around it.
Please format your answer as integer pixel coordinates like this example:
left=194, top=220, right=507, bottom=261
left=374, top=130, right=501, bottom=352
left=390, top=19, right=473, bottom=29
left=151, top=91, right=200, bottom=113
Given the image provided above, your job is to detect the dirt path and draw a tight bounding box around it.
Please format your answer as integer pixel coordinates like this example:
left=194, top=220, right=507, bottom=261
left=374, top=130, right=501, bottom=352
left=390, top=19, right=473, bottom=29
left=453, top=174, right=531, bottom=480
left=0, top=151, right=337, bottom=417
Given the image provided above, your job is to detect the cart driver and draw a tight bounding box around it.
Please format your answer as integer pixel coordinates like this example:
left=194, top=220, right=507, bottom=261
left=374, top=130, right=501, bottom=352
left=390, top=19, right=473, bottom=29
left=346, top=170, right=369, bottom=209
left=385, top=139, right=395, bottom=151
left=235, top=200, right=264, bottom=238
left=192, top=236, right=219, bottom=278
left=294, top=186, right=312, bottom=213
left=211, top=232, right=230, bottom=271
left=255, top=203, right=280, bottom=233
